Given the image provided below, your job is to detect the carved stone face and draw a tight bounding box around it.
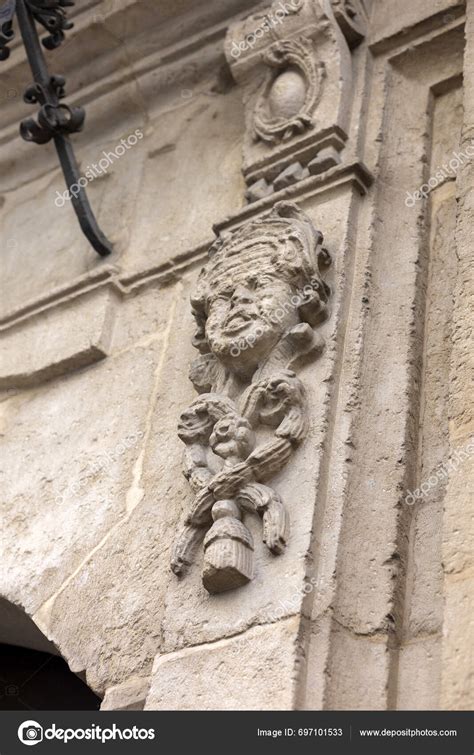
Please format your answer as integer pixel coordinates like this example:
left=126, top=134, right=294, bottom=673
left=209, top=414, right=255, bottom=462
left=204, top=273, right=300, bottom=372
left=178, top=403, right=213, bottom=442
left=177, top=394, right=237, bottom=443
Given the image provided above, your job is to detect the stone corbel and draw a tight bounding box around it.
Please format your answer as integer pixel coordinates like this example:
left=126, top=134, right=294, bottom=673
left=171, top=201, right=331, bottom=594
left=224, top=0, right=367, bottom=201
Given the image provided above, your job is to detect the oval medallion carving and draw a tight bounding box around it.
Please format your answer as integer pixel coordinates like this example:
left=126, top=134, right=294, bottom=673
left=253, top=37, right=325, bottom=145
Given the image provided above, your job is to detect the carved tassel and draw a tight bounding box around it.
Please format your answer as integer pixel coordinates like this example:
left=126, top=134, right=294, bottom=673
left=202, top=500, right=254, bottom=594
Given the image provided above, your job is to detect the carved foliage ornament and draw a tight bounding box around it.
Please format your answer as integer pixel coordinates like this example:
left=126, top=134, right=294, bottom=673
left=171, top=202, right=331, bottom=594
left=253, top=37, right=325, bottom=145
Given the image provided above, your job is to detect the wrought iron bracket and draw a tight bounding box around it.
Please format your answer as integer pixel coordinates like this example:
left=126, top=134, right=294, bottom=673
left=1, top=0, right=112, bottom=256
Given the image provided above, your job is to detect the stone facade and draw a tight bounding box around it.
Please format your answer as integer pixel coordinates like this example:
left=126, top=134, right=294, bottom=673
left=0, top=0, right=472, bottom=711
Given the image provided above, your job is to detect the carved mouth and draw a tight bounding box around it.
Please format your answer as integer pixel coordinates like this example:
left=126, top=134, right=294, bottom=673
left=223, top=309, right=255, bottom=334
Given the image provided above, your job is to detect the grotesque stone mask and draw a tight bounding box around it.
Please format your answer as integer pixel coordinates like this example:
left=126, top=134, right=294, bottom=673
left=172, top=201, right=331, bottom=594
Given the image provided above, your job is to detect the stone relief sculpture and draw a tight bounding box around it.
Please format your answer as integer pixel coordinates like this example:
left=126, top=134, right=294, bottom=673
left=171, top=201, right=331, bottom=593
left=253, top=37, right=325, bottom=145
left=225, top=0, right=367, bottom=202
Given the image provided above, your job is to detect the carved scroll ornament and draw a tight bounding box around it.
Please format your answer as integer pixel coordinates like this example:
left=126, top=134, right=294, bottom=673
left=171, top=202, right=331, bottom=594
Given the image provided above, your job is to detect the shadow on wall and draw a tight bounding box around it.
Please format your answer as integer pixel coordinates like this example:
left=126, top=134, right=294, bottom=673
left=0, top=598, right=100, bottom=710
left=0, top=644, right=101, bottom=711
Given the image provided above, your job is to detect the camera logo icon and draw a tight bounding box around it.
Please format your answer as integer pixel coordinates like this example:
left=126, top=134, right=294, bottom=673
left=18, top=720, right=43, bottom=746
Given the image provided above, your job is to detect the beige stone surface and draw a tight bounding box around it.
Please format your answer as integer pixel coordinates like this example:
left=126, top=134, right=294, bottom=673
left=0, top=288, right=114, bottom=389
left=122, top=88, right=246, bottom=277
left=442, top=454, right=474, bottom=576
left=109, top=285, right=174, bottom=354
left=370, top=0, right=462, bottom=47
left=440, top=572, right=474, bottom=709
left=323, top=622, right=391, bottom=710
left=0, top=168, right=101, bottom=318
left=403, top=154, right=459, bottom=641
left=0, top=339, right=164, bottom=617
left=145, top=617, right=302, bottom=710
left=300, top=615, right=332, bottom=710
left=439, top=0, right=474, bottom=709
left=0, top=0, right=471, bottom=714
left=36, top=469, right=175, bottom=694
left=101, top=677, right=151, bottom=711
left=396, top=637, right=442, bottom=710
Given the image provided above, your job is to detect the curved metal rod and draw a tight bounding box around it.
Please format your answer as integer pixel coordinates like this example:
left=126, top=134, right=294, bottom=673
left=15, top=0, right=113, bottom=256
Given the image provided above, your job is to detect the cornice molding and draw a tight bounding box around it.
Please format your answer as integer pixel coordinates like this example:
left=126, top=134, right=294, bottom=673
left=368, top=3, right=465, bottom=55
left=0, top=159, right=373, bottom=336
left=0, top=2, right=460, bottom=348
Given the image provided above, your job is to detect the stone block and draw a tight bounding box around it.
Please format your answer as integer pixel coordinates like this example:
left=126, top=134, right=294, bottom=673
left=245, top=177, right=274, bottom=203
left=307, top=147, right=342, bottom=177
left=0, top=288, right=114, bottom=390
left=0, top=340, right=164, bottom=616
left=145, top=617, right=301, bottom=710
left=324, top=622, right=391, bottom=710
left=101, top=677, right=150, bottom=711
left=396, top=637, right=441, bottom=710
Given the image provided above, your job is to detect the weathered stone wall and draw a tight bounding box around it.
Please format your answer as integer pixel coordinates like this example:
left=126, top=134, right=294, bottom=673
left=0, top=0, right=471, bottom=711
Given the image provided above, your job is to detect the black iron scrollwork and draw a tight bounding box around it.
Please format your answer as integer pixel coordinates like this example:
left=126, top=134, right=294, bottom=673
left=0, top=0, right=112, bottom=256
left=0, top=0, right=15, bottom=59
left=21, top=75, right=85, bottom=143
left=0, top=0, right=76, bottom=57
left=26, top=0, right=74, bottom=49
